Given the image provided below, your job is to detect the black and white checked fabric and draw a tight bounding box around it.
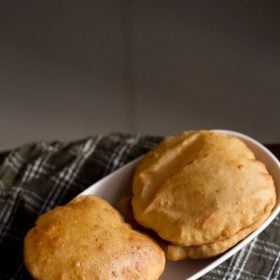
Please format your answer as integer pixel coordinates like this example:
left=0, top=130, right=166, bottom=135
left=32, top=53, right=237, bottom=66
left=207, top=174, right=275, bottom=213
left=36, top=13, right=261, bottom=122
left=0, top=133, right=279, bottom=280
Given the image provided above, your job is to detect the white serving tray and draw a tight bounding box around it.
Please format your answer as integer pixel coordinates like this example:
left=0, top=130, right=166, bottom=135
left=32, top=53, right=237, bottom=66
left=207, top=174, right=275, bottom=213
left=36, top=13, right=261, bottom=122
left=80, top=130, right=280, bottom=280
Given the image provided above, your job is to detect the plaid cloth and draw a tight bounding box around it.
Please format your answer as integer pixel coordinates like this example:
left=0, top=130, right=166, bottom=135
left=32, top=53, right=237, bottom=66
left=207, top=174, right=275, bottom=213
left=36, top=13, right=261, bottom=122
left=0, top=133, right=279, bottom=280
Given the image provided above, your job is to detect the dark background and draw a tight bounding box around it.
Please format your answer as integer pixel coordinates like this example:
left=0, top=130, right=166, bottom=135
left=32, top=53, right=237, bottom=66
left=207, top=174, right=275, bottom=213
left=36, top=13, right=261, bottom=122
left=0, top=1, right=279, bottom=150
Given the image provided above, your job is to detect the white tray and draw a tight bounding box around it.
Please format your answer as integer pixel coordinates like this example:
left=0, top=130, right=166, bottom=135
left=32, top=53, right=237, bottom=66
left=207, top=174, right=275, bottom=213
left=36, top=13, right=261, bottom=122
left=80, top=130, right=280, bottom=280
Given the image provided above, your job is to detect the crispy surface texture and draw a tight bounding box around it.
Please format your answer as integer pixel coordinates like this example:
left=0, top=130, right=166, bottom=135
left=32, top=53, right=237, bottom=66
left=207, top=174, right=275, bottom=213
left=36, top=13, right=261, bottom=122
left=116, top=192, right=272, bottom=260
left=165, top=209, right=270, bottom=260
left=24, top=195, right=165, bottom=280
left=132, top=131, right=276, bottom=247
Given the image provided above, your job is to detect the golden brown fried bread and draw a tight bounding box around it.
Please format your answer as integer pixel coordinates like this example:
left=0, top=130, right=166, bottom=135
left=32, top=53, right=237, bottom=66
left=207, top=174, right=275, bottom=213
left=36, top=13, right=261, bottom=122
left=165, top=208, right=270, bottom=260
left=24, top=195, right=165, bottom=280
left=132, top=131, right=276, bottom=248
left=116, top=191, right=271, bottom=260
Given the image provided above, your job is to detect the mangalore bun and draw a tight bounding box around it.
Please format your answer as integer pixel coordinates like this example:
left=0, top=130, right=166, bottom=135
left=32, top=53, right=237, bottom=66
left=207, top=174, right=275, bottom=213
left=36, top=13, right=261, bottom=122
left=165, top=206, right=271, bottom=260
left=132, top=131, right=276, bottom=247
left=116, top=191, right=272, bottom=260
left=24, top=195, right=165, bottom=280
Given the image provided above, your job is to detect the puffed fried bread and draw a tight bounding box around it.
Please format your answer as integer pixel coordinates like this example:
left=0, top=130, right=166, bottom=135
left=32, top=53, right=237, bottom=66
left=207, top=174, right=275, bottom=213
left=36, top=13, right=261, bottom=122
left=116, top=190, right=272, bottom=260
left=164, top=207, right=271, bottom=260
left=132, top=131, right=276, bottom=249
left=24, top=195, right=165, bottom=280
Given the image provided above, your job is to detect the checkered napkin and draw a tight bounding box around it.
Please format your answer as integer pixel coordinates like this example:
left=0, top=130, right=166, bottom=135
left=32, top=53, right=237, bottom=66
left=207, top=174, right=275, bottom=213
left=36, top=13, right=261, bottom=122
left=0, top=133, right=279, bottom=280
